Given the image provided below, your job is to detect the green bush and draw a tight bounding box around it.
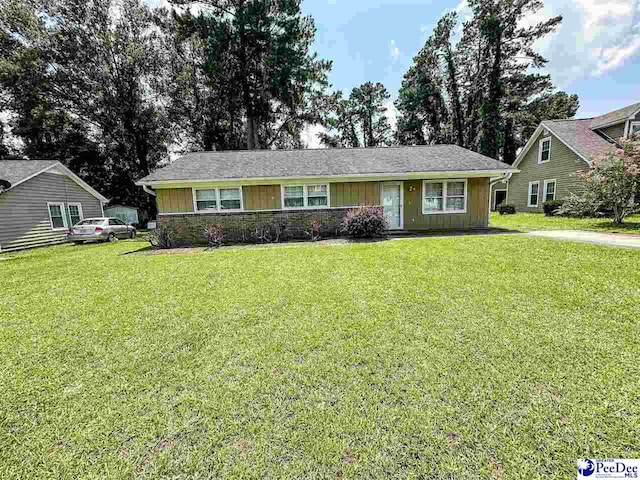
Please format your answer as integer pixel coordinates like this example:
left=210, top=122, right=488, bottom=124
left=498, top=203, right=516, bottom=215
left=542, top=199, right=564, bottom=216
left=556, top=194, right=605, bottom=218
left=342, top=206, right=386, bottom=238
left=145, top=225, right=176, bottom=249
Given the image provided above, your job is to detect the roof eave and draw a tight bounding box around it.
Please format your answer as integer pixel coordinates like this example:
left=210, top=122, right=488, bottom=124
left=136, top=169, right=519, bottom=187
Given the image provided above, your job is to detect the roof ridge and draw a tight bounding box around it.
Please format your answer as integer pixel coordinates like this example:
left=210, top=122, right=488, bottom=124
left=182, top=144, right=462, bottom=155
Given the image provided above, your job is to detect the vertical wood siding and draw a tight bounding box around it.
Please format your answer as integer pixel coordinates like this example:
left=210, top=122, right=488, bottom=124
left=508, top=130, right=589, bottom=212
left=243, top=185, right=281, bottom=210
left=330, top=182, right=380, bottom=207
left=599, top=123, right=625, bottom=140
left=0, top=172, right=103, bottom=252
left=156, top=188, right=194, bottom=213
left=403, top=177, right=489, bottom=230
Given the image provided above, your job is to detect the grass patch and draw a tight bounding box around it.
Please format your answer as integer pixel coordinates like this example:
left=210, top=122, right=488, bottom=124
left=491, top=212, right=640, bottom=234
left=1, top=236, right=640, bottom=478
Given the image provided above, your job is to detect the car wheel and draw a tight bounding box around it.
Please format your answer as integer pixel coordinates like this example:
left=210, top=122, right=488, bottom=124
left=107, top=232, right=116, bottom=243
left=129, top=229, right=136, bottom=239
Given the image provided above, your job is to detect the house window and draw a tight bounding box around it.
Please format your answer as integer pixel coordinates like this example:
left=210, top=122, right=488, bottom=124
left=307, top=184, right=328, bottom=207
left=422, top=180, right=467, bottom=214
left=538, top=137, right=551, bottom=163
left=195, top=189, right=217, bottom=211
left=68, top=203, right=83, bottom=226
left=630, top=122, right=640, bottom=138
left=47, top=202, right=67, bottom=230
left=220, top=188, right=241, bottom=210
left=528, top=181, right=540, bottom=207
left=544, top=180, right=556, bottom=202
left=194, top=188, right=243, bottom=212
left=282, top=184, right=329, bottom=209
left=283, top=185, right=305, bottom=208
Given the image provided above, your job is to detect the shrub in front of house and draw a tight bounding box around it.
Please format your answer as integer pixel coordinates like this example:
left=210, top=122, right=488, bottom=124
left=254, top=218, right=289, bottom=243
left=542, top=199, right=564, bottom=216
left=306, top=217, right=322, bottom=242
left=146, top=225, right=176, bottom=249
left=497, top=203, right=516, bottom=215
left=556, top=194, right=605, bottom=218
left=342, top=206, right=387, bottom=238
left=204, top=224, right=224, bottom=248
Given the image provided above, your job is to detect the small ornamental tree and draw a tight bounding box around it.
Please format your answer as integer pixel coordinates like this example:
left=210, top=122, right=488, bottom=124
left=577, top=139, right=640, bottom=223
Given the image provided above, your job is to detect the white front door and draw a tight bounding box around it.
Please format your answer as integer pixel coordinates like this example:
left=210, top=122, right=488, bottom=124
left=382, top=182, right=403, bottom=230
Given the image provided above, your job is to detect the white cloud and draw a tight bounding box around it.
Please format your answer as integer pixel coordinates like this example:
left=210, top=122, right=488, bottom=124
left=384, top=99, right=398, bottom=131
left=530, top=0, right=640, bottom=85
left=436, top=0, right=640, bottom=87
left=301, top=124, right=326, bottom=149
left=389, top=40, right=400, bottom=61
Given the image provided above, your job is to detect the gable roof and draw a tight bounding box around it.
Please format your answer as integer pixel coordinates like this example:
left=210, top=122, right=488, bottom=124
left=513, top=119, right=616, bottom=168
left=0, top=159, right=109, bottom=203
left=137, top=145, right=516, bottom=184
left=0, top=159, right=59, bottom=187
left=591, top=102, right=640, bottom=129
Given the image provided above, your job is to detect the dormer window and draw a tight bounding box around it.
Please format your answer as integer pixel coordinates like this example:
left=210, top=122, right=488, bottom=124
left=538, top=137, right=551, bottom=164
left=630, top=122, right=640, bottom=138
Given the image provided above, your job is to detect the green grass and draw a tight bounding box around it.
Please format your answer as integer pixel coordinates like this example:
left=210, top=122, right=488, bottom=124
left=1, top=236, right=640, bottom=479
left=490, top=212, right=640, bottom=234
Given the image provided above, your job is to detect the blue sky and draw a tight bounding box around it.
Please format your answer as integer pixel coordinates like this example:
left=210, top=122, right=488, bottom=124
left=147, top=0, right=639, bottom=122
left=301, top=0, right=640, bottom=119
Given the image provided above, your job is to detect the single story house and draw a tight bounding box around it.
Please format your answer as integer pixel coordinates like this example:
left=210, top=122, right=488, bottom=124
left=103, top=204, right=139, bottom=226
left=499, top=101, right=639, bottom=212
left=0, top=160, right=108, bottom=252
left=136, top=145, right=516, bottom=244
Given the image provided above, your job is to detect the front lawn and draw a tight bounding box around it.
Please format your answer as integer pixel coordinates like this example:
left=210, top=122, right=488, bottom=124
left=1, top=236, right=639, bottom=479
left=491, top=211, right=640, bottom=234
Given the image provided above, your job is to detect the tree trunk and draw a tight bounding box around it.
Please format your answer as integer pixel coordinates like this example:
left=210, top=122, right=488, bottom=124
left=503, top=116, right=516, bottom=165
left=480, top=21, right=502, bottom=160
left=444, top=47, right=464, bottom=147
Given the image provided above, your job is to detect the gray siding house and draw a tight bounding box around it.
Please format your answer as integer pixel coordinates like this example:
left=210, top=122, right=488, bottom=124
left=0, top=160, right=108, bottom=252
left=499, top=101, right=639, bottom=212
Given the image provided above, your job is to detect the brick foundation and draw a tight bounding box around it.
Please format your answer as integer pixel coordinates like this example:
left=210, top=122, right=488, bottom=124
left=158, top=208, right=357, bottom=245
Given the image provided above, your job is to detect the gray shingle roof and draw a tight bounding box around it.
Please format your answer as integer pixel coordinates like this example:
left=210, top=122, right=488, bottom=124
left=0, top=159, right=58, bottom=187
left=591, top=102, right=640, bottom=129
left=137, top=145, right=515, bottom=183
left=542, top=119, right=616, bottom=161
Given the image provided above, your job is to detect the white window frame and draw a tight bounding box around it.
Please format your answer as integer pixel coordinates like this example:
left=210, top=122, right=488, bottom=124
left=280, top=184, right=330, bottom=210
left=528, top=181, right=540, bottom=208
left=192, top=187, right=243, bottom=213
left=67, top=202, right=83, bottom=226
left=629, top=121, right=640, bottom=138
left=47, top=202, right=68, bottom=231
left=543, top=179, right=557, bottom=203
left=422, top=179, right=468, bottom=215
left=538, top=136, right=551, bottom=164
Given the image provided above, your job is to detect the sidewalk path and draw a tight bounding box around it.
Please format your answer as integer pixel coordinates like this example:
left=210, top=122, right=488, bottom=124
left=528, top=230, right=640, bottom=249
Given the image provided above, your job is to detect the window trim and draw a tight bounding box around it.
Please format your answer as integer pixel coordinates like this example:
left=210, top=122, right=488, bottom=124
left=192, top=187, right=243, bottom=213
left=421, top=179, right=468, bottom=215
left=543, top=179, right=557, bottom=203
left=528, top=181, right=540, bottom=208
left=629, top=121, right=640, bottom=138
left=47, top=202, right=68, bottom=231
left=538, top=136, right=552, bottom=164
left=67, top=202, right=83, bottom=226
left=280, top=184, right=330, bottom=210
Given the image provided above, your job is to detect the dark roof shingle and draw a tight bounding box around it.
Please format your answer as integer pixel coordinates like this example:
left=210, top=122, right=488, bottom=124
left=542, top=119, right=616, bottom=161
left=137, top=145, right=515, bottom=183
left=591, top=102, right=640, bottom=129
left=0, top=159, right=58, bottom=187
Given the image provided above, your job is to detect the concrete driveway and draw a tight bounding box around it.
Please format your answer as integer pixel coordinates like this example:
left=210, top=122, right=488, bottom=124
left=528, top=230, right=640, bottom=249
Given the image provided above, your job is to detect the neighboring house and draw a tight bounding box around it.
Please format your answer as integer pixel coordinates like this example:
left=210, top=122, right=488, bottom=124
left=104, top=205, right=139, bottom=226
left=136, top=145, right=516, bottom=244
left=502, top=102, right=639, bottom=212
left=0, top=160, right=108, bottom=252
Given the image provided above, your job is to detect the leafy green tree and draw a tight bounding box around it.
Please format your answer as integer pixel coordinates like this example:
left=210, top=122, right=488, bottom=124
left=321, top=83, right=392, bottom=148
left=170, top=0, right=332, bottom=150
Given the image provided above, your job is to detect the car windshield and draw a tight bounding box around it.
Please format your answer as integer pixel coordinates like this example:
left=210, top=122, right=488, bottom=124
left=77, top=219, right=105, bottom=225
